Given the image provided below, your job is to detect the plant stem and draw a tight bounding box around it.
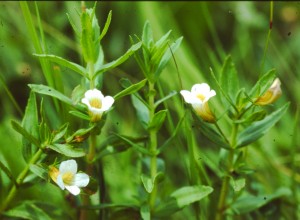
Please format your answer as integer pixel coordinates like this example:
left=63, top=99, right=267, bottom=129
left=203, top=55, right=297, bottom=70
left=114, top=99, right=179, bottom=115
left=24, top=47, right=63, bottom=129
left=0, top=149, right=43, bottom=212
left=148, top=81, right=158, bottom=211
left=215, top=123, right=238, bottom=220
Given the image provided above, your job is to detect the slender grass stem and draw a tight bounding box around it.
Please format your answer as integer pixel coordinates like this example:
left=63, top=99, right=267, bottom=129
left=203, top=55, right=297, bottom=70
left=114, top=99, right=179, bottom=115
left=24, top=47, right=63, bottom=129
left=0, top=149, right=43, bottom=212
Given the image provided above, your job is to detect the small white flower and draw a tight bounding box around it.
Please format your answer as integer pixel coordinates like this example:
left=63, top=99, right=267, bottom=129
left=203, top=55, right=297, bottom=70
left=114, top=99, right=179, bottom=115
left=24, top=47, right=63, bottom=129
left=255, top=78, right=282, bottom=106
left=49, top=160, right=90, bottom=196
left=180, top=83, right=216, bottom=123
left=81, top=89, right=114, bottom=122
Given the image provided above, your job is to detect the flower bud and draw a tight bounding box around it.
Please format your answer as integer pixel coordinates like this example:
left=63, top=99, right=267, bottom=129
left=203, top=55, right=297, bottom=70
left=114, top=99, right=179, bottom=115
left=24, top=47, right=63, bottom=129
left=180, top=83, right=216, bottom=123
left=255, top=78, right=282, bottom=106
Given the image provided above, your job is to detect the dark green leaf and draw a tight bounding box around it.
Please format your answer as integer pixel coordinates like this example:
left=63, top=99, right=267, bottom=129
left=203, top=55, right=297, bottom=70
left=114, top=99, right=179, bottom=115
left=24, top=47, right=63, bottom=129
left=237, top=103, right=289, bottom=148
left=33, top=54, right=86, bottom=77
left=0, top=161, right=17, bottom=187
left=48, top=144, right=85, bottom=157
left=29, top=84, right=73, bottom=106
left=148, top=110, right=168, bottom=132
left=114, top=79, right=147, bottom=100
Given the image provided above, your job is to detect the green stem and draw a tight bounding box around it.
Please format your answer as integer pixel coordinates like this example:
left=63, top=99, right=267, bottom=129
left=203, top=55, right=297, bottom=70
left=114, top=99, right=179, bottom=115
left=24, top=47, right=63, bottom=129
left=0, top=149, right=43, bottom=212
left=215, top=123, right=238, bottom=220
left=148, top=81, right=158, bottom=211
left=89, top=62, right=95, bottom=89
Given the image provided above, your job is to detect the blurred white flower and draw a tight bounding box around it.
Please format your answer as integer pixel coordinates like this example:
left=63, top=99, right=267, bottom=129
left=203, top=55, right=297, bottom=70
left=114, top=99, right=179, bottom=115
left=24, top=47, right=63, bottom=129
left=81, top=89, right=114, bottom=122
left=255, top=78, right=282, bottom=106
left=180, top=83, right=216, bottom=123
left=49, top=159, right=90, bottom=196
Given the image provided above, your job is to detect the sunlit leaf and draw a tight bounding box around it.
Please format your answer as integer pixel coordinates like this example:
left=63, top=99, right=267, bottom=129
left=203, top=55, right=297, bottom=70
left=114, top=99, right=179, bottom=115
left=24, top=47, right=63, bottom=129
left=148, top=110, right=168, bottom=132
left=47, top=144, right=85, bottom=157
left=114, top=79, right=147, bottom=100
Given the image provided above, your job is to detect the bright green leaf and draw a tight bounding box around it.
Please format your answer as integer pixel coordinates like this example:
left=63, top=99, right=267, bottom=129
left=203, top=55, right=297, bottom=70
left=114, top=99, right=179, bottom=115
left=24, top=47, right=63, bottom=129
left=230, top=177, right=246, bottom=192
left=48, top=144, right=86, bottom=158
left=98, top=10, right=112, bottom=42
left=237, top=102, right=289, bottom=148
left=131, top=94, right=150, bottom=129
left=69, top=110, right=90, bottom=121
left=140, top=204, right=150, bottom=220
left=29, top=164, right=48, bottom=180
left=52, top=123, right=68, bottom=143
left=33, top=54, right=86, bottom=77
left=148, top=110, right=168, bottom=132
left=0, top=161, right=17, bottom=187
left=154, top=91, right=177, bottom=108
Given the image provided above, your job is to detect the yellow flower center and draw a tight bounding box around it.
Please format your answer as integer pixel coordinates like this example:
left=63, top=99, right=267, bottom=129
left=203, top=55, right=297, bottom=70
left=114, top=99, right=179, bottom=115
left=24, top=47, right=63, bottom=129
left=196, top=94, right=206, bottom=101
left=90, top=98, right=102, bottom=109
left=62, top=172, right=74, bottom=185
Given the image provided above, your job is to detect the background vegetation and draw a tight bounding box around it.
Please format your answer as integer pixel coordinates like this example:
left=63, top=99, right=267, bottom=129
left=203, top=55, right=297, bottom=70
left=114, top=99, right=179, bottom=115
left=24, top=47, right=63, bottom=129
left=0, top=1, right=299, bottom=219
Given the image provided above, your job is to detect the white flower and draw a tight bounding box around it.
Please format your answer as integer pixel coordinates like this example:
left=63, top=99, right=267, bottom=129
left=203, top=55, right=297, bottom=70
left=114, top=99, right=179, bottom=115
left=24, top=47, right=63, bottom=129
left=255, top=78, right=282, bottom=106
left=180, top=83, right=216, bottom=123
left=49, top=160, right=90, bottom=196
left=81, top=89, right=114, bottom=122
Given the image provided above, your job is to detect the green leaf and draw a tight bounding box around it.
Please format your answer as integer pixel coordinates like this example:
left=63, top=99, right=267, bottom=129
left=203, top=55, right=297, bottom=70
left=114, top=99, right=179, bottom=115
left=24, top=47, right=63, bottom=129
left=237, top=103, right=289, bottom=148
left=22, top=91, right=39, bottom=161
left=66, top=125, right=96, bottom=143
left=141, top=173, right=164, bottom=194
left=230, top=177, right=246, bottom=192
left=47, top=144, right=86, bottom=157
left=154, top=185, right=213, bottom=217
left=248, top=69, right=276, bottom=98
left=220, top=55, right=239, bottom=103
left=29, top=164, right=48, bottom=180
left=131, top=94, right=150, bottom=129
left=154, top=91, right=177, bottom=108
left=140, top=204, right=150, bottom=220
left=234, top=110, right=267, bottom=125
left=52, top=123, right=68, bottom=143
left=4, top=202, right=52, bottom=220
left=94, top=42, right=142, bottom=77
left=154, top=36, right=183, bottom=79
left=33, top=54, right=86, bottom=77
left=142, top=21, right=153, bottom=49
left=231, top=187, right=292, bottom=214
left=66, top=13, right=80, bottom=37
left=194, top=118, right=230, bottom=149
left=0, top=161, right=17, bottom=187
left=148, top=110, right=168, bottom=132
left=11, top=120, right=40, bottom=148
left=98, top=10, right=112, bottom=42
left=69, top=110, right=90, bottom=121
left=29, top=84, right=73, bottom=106
left=113, top=133, right=151, bottom=155
left=114, top=79, right=147, bottom=100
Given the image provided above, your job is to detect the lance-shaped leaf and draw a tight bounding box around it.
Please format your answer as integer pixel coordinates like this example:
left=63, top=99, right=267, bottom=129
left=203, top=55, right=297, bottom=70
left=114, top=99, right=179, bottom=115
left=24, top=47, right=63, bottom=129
left=22, top=91, right=39, bottom=161
left=154, top=36, right=183, bottom=79
left=98, top=10, right=112, bottom=42
left=11, top=120, right=40, bottom=148
left=33, top=54, right=86, bottom=77
left=154, top=185, right=213, bottom=217
left=94, top=42, right=142, bottom=78
left=29, top=84, right=73, bottom=106
left=0, top=161, right=17, bottom=187
left=148, top=110, right=168, bottom=132
left=47, top=144, right=85, bottom=158
left=114, top=79, right=147, bottom=100
left=237, top=102, right=289, bottom=148
left=220, top=55, right=239, bottom=104
left=141, top=172, right=164, bottom=194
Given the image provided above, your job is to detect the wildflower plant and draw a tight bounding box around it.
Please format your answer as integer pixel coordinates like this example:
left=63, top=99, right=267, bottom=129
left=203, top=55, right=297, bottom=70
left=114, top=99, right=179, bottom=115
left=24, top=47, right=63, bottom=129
left=0, top=1, right=293, bottom=220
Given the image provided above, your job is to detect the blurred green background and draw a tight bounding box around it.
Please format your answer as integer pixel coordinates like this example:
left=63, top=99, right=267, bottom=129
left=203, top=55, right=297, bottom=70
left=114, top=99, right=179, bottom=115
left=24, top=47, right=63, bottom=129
left=0, top=1, right=300, bottom=219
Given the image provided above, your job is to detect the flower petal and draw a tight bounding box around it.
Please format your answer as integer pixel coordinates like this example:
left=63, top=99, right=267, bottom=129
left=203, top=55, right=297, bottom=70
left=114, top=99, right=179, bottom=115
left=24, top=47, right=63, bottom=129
left=191, top=83, right=210, bottom=95
left=65, top=185, right=81, bottom=196
left=85, top=89, right=104, bottom=100
left=180, top=90, right=200, bottom=104
left=56, top=174, right=65, bottom=190
left=59, top=159, right=77, bottom=175
left=101, top=96, right=114, bottom=111
left=73, top=173, right=90, bottom=187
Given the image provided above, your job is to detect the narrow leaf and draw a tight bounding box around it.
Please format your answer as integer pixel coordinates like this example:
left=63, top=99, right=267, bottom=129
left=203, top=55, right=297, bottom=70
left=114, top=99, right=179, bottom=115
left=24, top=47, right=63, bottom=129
left=11, top=120, right=40, bottom=148
left=29, top=84, right=73, bottom=106
left=237, top=102, right=289, bottom=148
left=248, top=69, right=276, bottom=98
left=154, top=91, right=177, bottom=108
left=33, top=54, right=86, bottom=77
left=0, top=161, right=17, bottom=186
left=69, top=110, right=90, bottom=121
left=148, top=110, right=168, bottom=132
left=29, top=164, right=48, bottom=180
left=98, top=10, right=112, bottom=41
left=114, top=79, right=147, bottom=100
left=48, top=144, right=85, bottom=158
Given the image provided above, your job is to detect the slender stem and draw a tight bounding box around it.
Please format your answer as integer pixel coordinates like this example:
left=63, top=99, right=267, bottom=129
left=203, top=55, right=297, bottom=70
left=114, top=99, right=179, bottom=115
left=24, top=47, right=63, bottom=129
left=148, top=81, right=158, bottom=211
left=89, top=62, right=95, bottom=89
left=215, top=123, right=238, bottom=220
left=0, top=149, right=43, bottom=212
